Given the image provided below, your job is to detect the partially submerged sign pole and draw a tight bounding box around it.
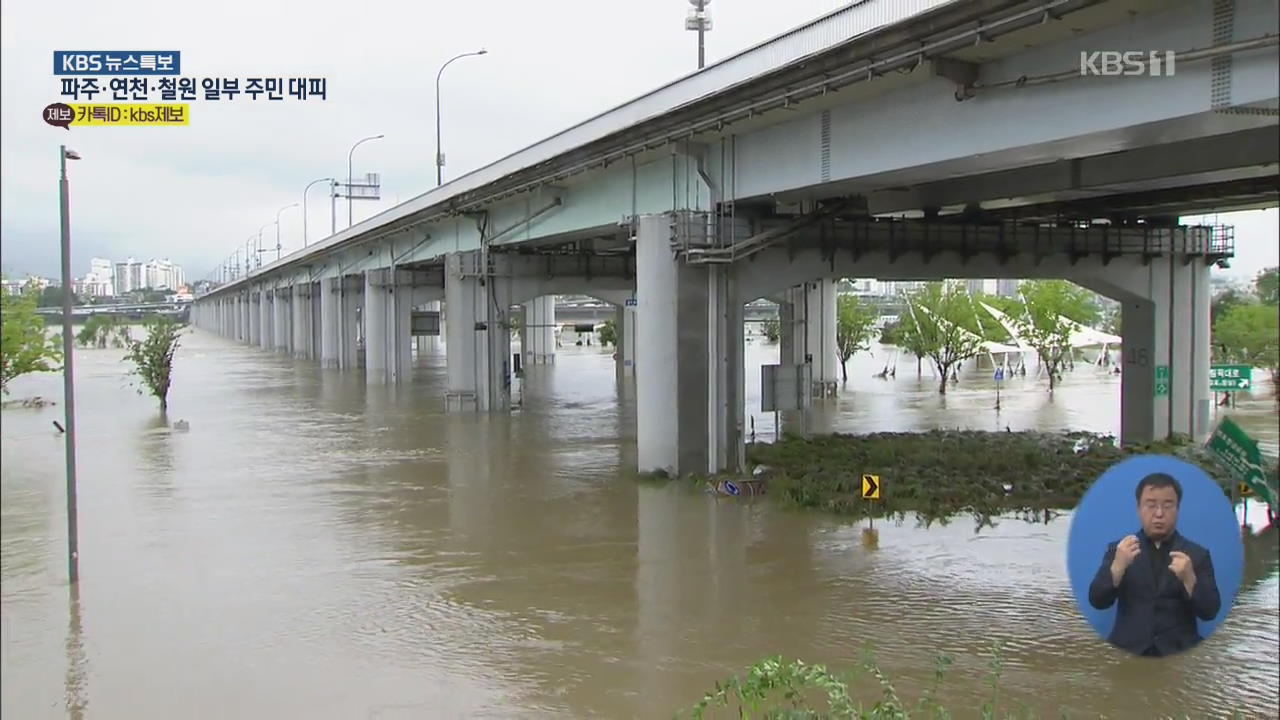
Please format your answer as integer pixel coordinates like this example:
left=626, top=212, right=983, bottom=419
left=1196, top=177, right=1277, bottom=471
left=1206, top=416, right=1276, bottom=524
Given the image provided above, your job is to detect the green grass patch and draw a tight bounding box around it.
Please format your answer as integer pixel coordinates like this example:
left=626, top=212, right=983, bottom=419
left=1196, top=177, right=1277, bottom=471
left=744, top=430, right=1254, bottom=525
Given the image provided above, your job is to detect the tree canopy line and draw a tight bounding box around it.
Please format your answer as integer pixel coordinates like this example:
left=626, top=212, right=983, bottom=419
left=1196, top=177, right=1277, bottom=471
left=1, top=269, right=1276, bottom=404
left=2, top=279, right=186, bottom=410
left=760, top=269, right=1278, bottom=398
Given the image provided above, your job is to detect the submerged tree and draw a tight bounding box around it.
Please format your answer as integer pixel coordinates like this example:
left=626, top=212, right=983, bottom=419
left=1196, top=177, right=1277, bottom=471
left=124, top=315, right=186, bottom=412
left=760, top=315, right=780, bottom=343
left=901, top=282, right=985, bottom=394
left=835, top=294, right=877, bottom=383
left=1, top=287, right=62, bottom=395
left=76, top=314, right=131, bottom=349
left=1006, top=280, right=1098, bottom=392
left=598, top=318, right=617, bottom=347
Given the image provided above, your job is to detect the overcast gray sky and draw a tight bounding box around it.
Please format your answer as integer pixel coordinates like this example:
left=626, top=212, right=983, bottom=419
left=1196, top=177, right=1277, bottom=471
left=1, top=0, right=1276, bottom=285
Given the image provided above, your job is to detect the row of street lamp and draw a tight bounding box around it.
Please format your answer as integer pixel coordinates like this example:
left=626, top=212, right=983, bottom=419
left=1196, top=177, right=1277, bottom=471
left=56, top=15, right=713, bottom=585
left=208, top=49, right=488, bottom=286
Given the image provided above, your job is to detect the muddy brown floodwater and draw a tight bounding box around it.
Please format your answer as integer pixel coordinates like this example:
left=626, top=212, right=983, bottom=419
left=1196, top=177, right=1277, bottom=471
left=3, top=329, right=1278, bottom=719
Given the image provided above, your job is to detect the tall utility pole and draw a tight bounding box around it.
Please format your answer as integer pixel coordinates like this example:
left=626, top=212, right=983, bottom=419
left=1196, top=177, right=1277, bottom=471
left=435, top=50, right=487, bottom=186
left=302, top=177, right=334, bottom=247
left=59, top=145, right=82, bottom=585
left=347, top=135, right=383, bottom=227
left=686, top=0, right=712, bottom=69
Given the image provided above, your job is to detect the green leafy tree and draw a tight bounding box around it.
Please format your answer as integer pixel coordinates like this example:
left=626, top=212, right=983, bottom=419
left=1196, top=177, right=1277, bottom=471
left=37, top=284, right=79, bottom=308
left=1255, top=266, right=1279, bottom=306
left=760, top=315, right=780, bottom=343
left=835, top=294, right=877, bottom=383
left=1214, top=302, right=1279, bottom=400
left=902, top=282, right=985, bottom=394
left=1008, top=280, right=1098, bottom=392
left=598, top=318, right=617, bottom=347
left=124, top=316, right=186, bottom=412
left=1, top=288, right=63, bottom=394
left=76, top=314, right=131, bottom=348
left=1211, top=287, right=1251, bottom=328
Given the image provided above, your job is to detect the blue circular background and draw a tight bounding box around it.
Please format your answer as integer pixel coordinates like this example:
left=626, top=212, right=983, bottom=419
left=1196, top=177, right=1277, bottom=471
left=1066, top=454, right=1244, bottom=643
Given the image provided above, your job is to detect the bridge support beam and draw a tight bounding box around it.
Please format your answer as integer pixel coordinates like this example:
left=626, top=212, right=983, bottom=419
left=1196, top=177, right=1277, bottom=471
left=1107, top=257, right=1213, bottom=443
left=780, top=281, right=838, bottom=397
left=319, top=278, right=339, bottom=368
left=418, top=300, right=443, bottom=354
left=338, top=275, right=362, bottom=371
left=241, top=293, right=251, bottom=343
left=273, top=288, right=289, bottom=353
left=258, top=289, right=271, bottom=349
left=445, top=252, right=511, bottom=411
left=615, top=301, right=636, bottom=377
left=635, top=213, right=743, bottom=476
left=248, top=292, right=260, bottom=345
left=522, top=295, right=556, bottom=364
left=362, top=269, right=413, bottom=384
left=292, top=283, right=309, bottom=359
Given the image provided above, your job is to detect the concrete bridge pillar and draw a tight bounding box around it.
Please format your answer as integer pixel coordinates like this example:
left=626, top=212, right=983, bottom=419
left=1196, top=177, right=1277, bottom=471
left=273, top=288, right=289, bottom=353
left=444, top=252, right=511, bottom=411
left=319, top=277, right=339, bottom=368
left=416, top=300, right=443, bottom=355
left=258, top=289, right=271, bottom=349
left=1170, top=261, right=1213, bottom=439
left=364, top=271, right=387, bottom=383
left=362, top=269, right=412, bottom=384
left=338, top=275, right=362, bottom=371
left=292, top=283, right=309, bottom=359
left=240, top=293, right=251, bottom=343
left=780, top=281, right=838, bottom=396
left=522, top=295, right=556, bottom=364
left=635, top=213, right=744, bottom=476
left=249, top=291, right=261, bottom=346
left=614, top=301, right=637, bottom=377
left=1086, top=252, right=1213, bottom=445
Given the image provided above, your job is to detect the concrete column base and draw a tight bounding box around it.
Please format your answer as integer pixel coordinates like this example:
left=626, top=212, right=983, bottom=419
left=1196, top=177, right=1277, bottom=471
left=635, top=213, right=743, bottom=476
left=522, top=295, right=557, bottom=364
left=445, top=253, right=511, bottom=411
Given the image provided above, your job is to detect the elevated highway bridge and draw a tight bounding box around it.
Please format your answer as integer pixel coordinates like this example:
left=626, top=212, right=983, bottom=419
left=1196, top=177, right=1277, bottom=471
left=194, top=0, right=1279, bottom=476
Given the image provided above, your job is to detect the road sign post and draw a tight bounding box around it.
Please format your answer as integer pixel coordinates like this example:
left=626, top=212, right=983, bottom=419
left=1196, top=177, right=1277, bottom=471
left=1206, top=416, right=1275, bottom=513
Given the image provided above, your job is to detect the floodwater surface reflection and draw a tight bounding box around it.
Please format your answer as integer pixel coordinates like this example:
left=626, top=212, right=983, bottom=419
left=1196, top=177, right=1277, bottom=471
left=1, top=330, right=1276, bottom=719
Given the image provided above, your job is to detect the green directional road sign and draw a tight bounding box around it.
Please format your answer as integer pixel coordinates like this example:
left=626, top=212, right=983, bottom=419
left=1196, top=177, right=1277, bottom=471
left=1154, top=364, right=1170, bottom=397
left=1206, top=416, right=1275, bottom=509
left=1209, top=364, right=1253, bottom=392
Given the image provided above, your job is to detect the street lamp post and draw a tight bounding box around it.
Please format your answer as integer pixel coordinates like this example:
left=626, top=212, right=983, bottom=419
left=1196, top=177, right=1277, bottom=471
left=686, top=0, right=713, bottom=70
left=435, top=49, right=487, bottom=186
left=347, top=135, right=384, bottom=228
left=257, top=223, right=272, bottom=268
left=303, top=177, right=334, bottom=247
left=275, top=204, right=298, bottom=260
left=58, top=145, right=81, bottom=585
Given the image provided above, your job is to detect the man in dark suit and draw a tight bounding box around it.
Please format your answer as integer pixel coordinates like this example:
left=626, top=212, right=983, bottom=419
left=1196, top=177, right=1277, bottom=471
left=1088, top=472, right=1221, bottom=657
